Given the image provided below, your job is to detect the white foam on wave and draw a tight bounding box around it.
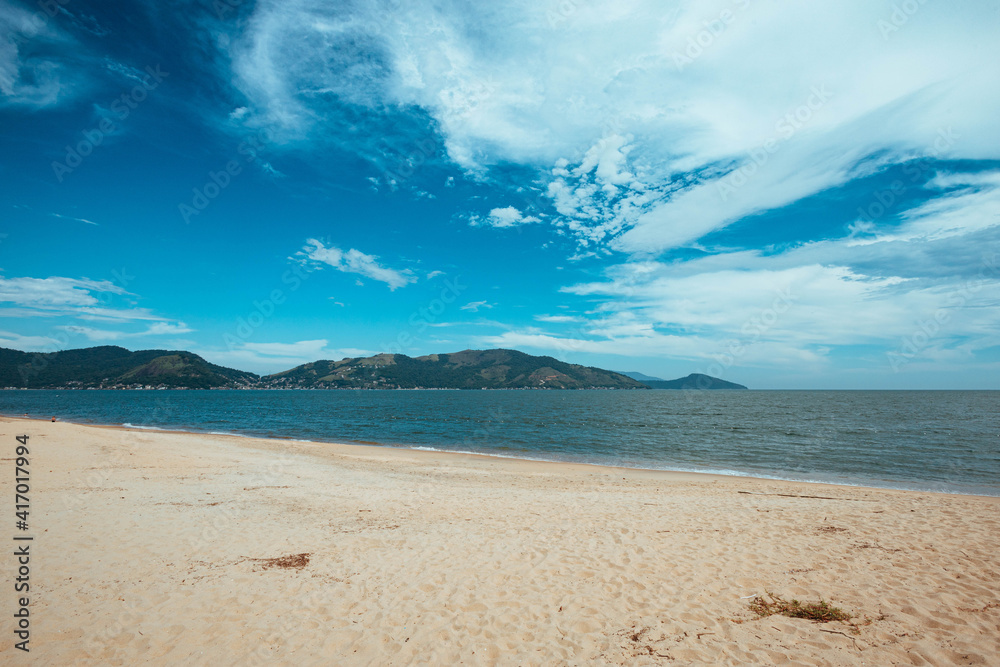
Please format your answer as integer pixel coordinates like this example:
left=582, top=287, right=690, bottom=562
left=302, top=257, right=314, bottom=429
left=407, top=445, right=562, bottom=464
left=122, top=423, right=164, bottom=431
left=401, top=445, right=996, bottom=496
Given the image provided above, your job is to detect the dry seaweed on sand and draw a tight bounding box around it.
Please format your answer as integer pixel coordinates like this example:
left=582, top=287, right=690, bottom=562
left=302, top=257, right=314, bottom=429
left=747, top=592, right=851, bottom=623
left=247, top=553, right=311, bottom=570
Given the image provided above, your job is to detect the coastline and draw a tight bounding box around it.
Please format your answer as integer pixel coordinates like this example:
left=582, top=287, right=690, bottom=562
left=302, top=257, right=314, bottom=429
left=4, top=412, right=996, bottom=498
left=2, top=416, right=999, bottom=664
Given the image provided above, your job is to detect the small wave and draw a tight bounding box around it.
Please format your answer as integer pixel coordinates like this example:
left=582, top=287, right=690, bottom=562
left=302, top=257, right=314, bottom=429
left=401, top=446, right=997, bottom=496
left=122, top=423, right=164, bottom=431
left=406, top=445, right=562, bottom=463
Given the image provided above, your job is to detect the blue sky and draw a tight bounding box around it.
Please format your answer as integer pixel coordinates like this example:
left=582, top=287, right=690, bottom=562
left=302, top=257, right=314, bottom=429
left=1, top=0, right=999, bottom=388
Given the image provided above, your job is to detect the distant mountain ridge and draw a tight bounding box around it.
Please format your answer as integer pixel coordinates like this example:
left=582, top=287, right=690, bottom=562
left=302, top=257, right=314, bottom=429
left=0, top=346, right=746, bottom=390
left=643, top=373, right=747, bottom=390
left=0, top=346, right=257, bottom=389
left=619, top=371, right=665, bottom=383
left=263, top=349, right=645, bottom=389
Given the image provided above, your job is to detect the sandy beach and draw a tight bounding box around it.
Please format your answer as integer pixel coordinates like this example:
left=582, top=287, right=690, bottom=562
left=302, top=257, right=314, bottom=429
left=1, top=417, right=998, bottom=665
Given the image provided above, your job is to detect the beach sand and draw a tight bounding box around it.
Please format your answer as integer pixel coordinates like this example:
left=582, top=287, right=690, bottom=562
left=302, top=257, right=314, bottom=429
left=1, top=417, right=998, bottom=665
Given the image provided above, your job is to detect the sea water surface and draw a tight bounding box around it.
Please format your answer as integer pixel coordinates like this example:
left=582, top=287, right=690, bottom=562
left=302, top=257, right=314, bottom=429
left=3, top=389, right=998, bottom=496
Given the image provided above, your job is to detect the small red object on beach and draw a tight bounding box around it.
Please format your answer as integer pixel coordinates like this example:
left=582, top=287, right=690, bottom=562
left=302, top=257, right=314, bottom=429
left=51, top=416, right=57, bottom=422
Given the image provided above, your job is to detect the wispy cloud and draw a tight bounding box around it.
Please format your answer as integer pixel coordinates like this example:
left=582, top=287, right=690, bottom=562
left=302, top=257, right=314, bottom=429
left=0, top=2, right=86, bottom=108
left=240, top=339, right=369, bottom=360
left=469, top=206, right=540, bottom=229
left=534, top=314, right=582, bottom=323
left=501, top=185, right=1000, bottom=369
left=225, top=1, right=999, bottom=256
left=50, top=213, right=99, bottom=226
left=0, top=276, right=128, bottom=308
left=0, top=330, right=66, bottom=351
left=58, top=322, right=194, bottom=342
left=460, top=300, right=494, bottom=312
left=196, top=339, right=373, bottom=375
left=297, top=238, right=416, bottom=290
left=0, top=275, right=185, bottom=327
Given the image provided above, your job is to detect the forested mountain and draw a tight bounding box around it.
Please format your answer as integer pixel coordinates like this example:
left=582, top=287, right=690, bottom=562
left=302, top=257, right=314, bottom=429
left=0, top=346, right=746, bottom=390
left=642, top=373, right=747, bottom=390
left=262, top=349, right=646, bottom=389
left=0, top=346, right=258, bottom=389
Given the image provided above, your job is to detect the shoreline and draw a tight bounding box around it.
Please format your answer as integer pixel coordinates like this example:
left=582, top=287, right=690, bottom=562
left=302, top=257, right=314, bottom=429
left=3, top=416, right=998, bottom=664
left=5, top=414, right=996, bottom=499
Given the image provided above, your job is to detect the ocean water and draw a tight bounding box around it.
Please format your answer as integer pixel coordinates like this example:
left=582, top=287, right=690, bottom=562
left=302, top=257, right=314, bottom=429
left=2, top=389, right=998, bottom=496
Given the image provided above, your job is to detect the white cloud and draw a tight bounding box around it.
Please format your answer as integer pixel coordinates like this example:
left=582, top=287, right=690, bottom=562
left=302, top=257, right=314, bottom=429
left=0, top=330, right=66, bottom=351
left=72, top=307, right=176, bottom=323
left=58, top=322, right=195, bottom=342
left=0, top=276, right=128, bottom=308
left=485, top=173, right=1000, bottom=375
left=50, top=213, right=99, bottom=226
left=298, top=238, right=416, bottom=290
left=197, top=339, right=373, bottom=375
left=862, top=170, right=1000, bottom=245
left=0, top=3, right=85, bottom=108
left=56, top=326, right=124, bottom=342
left=242, top=339, right=366, bottom=359
left=534, top=314, right=582, bottom=323
left=228, top=1, right=1000, bottom=252
left=524, top=224, right=1000, bottom=371
left=145, top=322, right=194, bottom=336
left=460, top=300, right=493, bottom=312
left=470, top=206, right=540, bottom=229
left=0, top=275, right=192, bottom=346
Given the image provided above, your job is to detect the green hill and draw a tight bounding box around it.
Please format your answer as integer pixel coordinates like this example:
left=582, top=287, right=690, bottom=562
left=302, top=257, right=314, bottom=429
left=0, top=346, right=258, bottom=389
left=2, top=346, right=741, bottom=390
left=263, top=349, right=646, bottom=389
left=643, top=373, right=747, bottom=390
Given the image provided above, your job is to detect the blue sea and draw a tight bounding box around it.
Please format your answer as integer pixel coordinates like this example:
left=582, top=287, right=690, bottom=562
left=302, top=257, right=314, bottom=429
left=3, top=389, right=998, bottom=496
